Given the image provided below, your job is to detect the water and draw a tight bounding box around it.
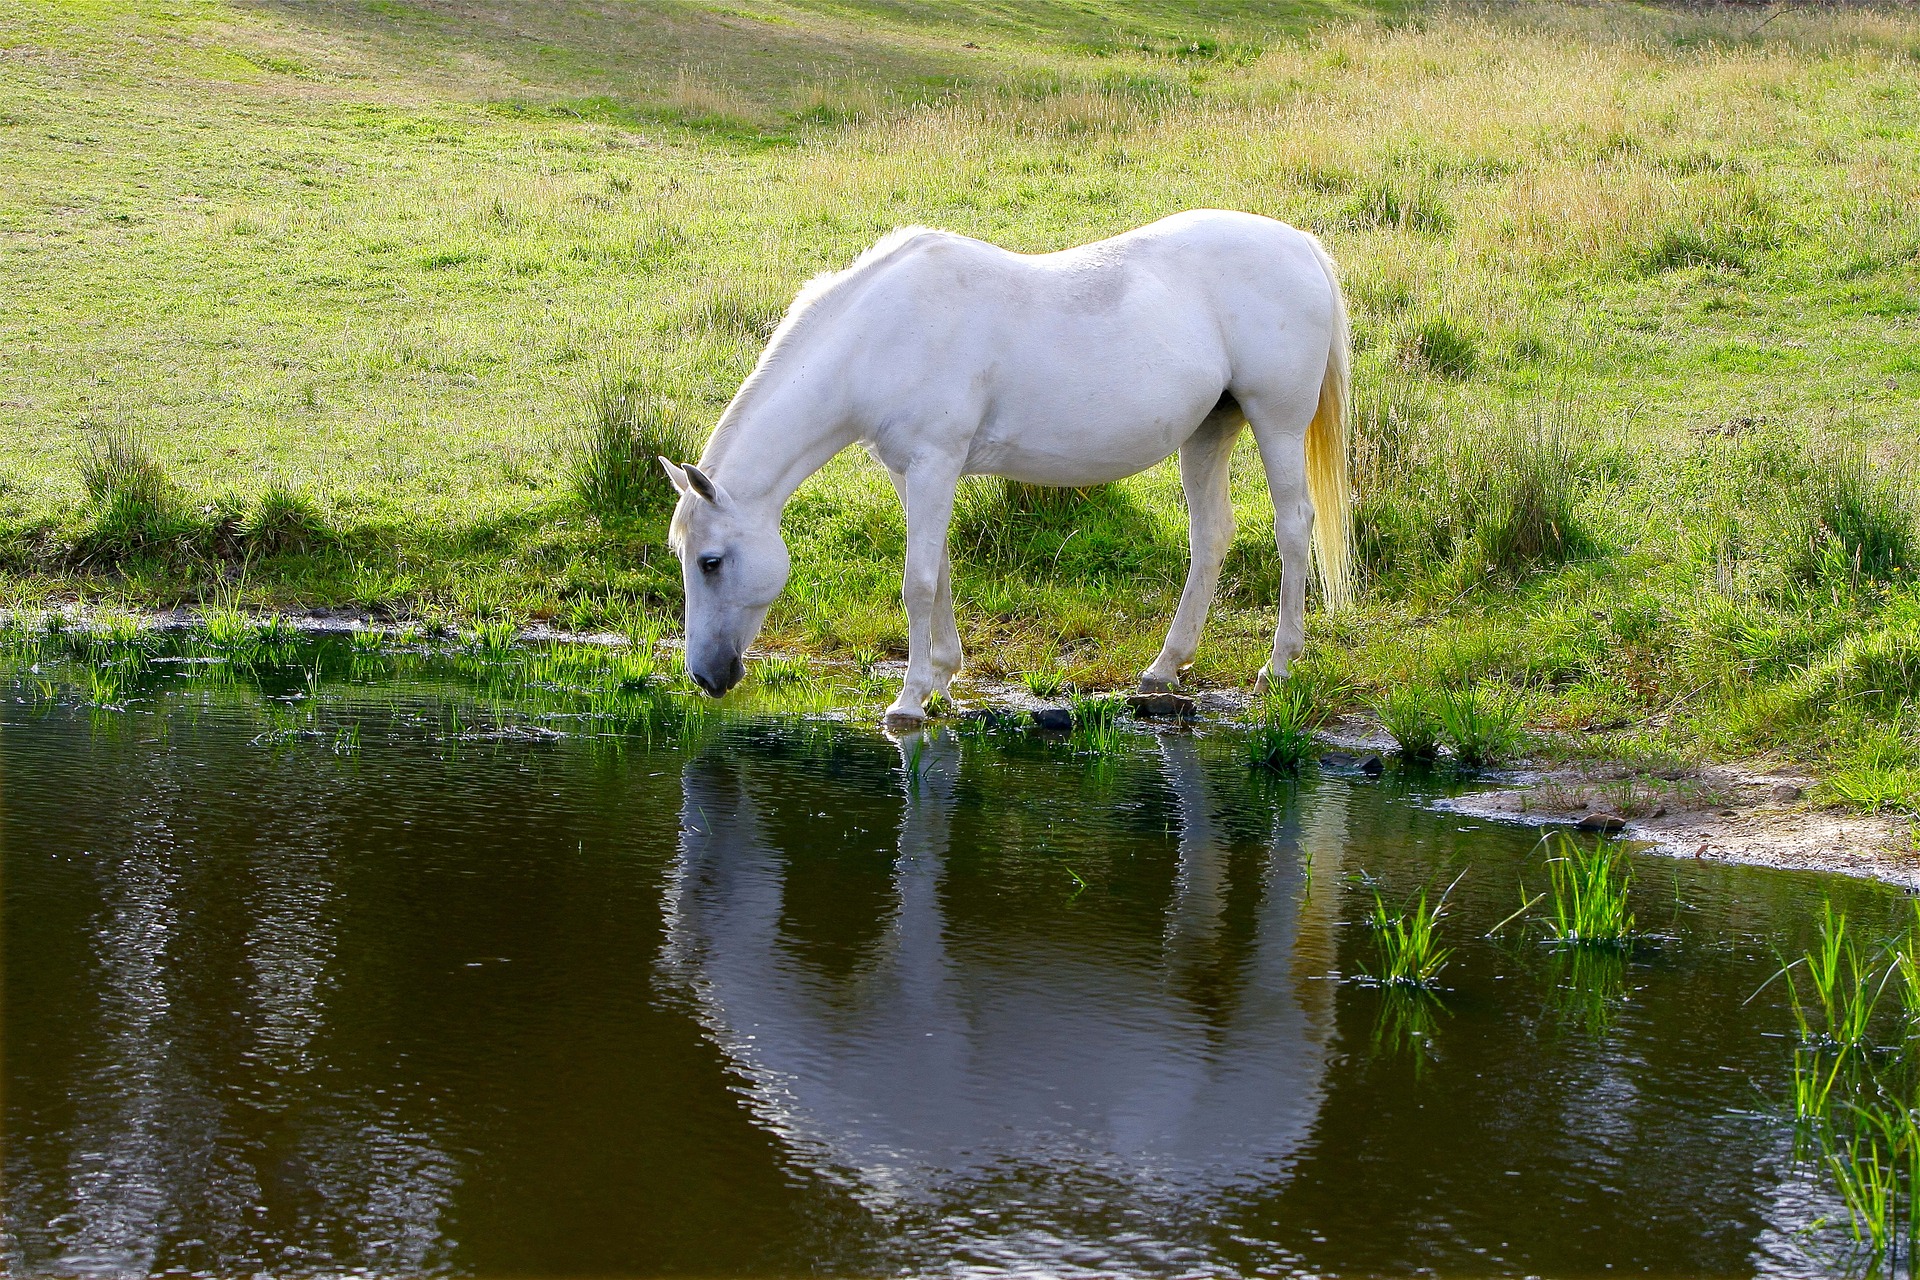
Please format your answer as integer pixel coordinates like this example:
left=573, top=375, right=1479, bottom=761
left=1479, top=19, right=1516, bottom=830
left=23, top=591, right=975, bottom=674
left=2, top=637, right=1909, bottom=1278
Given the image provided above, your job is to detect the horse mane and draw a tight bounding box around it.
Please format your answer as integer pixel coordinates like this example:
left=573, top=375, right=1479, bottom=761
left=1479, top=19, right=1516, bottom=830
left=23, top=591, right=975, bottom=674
left=697, top=225, right=941, bottom=472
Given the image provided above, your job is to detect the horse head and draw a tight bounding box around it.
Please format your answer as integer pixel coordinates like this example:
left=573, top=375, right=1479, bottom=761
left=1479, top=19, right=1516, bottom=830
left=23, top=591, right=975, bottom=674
left=662, top=458, right=790, bottom=696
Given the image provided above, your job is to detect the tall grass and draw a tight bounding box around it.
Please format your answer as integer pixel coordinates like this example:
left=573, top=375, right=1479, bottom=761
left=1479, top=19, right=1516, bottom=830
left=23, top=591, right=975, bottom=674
left=1541, top=832, right=1636, bottom=947
left=1354, top=399, right=1615, bottom=589
left=1070, top=692, right=1130, bottom=757
left=1246, top=679, right=1329, bottom=772
left=1373, top=685, right=1441, bottom=761
left=1435, top=685, right=1524, bottom=766
left=243, top=481, right=331, bottom=556
left=1786, top=447, right=1916, bottom=591
left=75, top=426, right=191, bottom=560
left=1778, top=901, right=1892, bottom=1051
left=575, top=365, right=706, bottom=520
left=1363, top=876, right=1461, bottom=989
left=79, top=426, right=170, bottom=511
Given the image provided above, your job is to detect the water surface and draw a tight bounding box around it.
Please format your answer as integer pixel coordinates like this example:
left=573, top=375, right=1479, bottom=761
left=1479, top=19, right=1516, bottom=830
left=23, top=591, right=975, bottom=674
left=1, top=639, right=1901, bottom=1277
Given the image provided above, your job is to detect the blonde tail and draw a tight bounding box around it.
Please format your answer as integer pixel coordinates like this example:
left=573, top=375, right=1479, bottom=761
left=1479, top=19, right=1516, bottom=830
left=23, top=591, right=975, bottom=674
left=1303, top=235, right=1353, bottom=611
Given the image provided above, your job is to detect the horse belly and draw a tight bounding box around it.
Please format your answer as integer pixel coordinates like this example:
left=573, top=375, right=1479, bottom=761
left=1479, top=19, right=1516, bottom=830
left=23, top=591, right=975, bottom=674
left=966, top=364, right=1222, bottom=487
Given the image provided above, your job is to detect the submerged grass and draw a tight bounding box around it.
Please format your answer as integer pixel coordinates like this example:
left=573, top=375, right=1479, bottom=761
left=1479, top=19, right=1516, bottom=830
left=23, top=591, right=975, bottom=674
left=1363, top=875, right=1461, bottom=990
left=1541, top=833, right=1636, bottom=948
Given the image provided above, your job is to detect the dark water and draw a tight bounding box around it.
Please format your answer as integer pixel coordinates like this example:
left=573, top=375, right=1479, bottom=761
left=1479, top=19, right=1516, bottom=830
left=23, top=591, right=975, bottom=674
left=1, top=641, right=1907, bottom=1278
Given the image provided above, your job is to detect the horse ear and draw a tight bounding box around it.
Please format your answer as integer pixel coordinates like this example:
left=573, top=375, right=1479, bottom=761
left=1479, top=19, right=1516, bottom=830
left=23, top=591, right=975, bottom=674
left=680, top=463, right=724, bottom=506
left=658, top=457, right=691, bottom=495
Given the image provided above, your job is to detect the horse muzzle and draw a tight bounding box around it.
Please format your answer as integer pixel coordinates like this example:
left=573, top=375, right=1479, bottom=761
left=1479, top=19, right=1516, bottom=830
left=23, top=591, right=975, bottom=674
left=689, top=650, right=745, bottom=697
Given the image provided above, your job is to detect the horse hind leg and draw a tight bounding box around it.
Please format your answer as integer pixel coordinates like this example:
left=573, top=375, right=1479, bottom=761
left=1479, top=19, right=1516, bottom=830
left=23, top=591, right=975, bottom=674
left=1238, top=387, right=1321, bottom=693
left=1141, top=403, right=1244, bottom=693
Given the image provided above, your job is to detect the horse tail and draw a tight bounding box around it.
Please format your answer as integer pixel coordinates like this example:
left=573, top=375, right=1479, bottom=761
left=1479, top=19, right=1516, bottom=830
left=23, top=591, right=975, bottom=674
left=1302, top=234, right=1353, bottom=611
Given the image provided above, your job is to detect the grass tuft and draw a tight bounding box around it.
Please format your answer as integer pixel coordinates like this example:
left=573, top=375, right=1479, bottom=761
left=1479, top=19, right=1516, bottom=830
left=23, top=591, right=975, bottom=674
left=1541, top=832, right=1636, bottom=947
left=1436, top=685, right=1523, bottom=766
left=1246, top=677, right=1330, bottom=772
left=1373, top=685, right=1441, bottom=761
left=575, top=365, right=706, bottom=521
left=80, top=426, right=170, bottom=510
left=244, top=481, right=331, bottom=556
left=1786, top=448, right=1915, bottom=590
left=1363, top=877, right=1459, bottom=989
left=1400, top=317, right=1478, bottom=379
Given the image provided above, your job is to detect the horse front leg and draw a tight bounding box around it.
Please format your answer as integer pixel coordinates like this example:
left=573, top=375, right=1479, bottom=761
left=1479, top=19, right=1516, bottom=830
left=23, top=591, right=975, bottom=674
left=885, top=464, right=962, bottom=723
left=886, top=468, right=964, bottom=696
left=1142, top=409, right=1241, bottom=692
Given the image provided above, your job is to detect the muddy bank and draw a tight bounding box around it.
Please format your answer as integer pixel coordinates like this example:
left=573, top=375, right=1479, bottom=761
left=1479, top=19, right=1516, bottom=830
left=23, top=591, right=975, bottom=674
left=1435, top=762, right=1918, bottom=891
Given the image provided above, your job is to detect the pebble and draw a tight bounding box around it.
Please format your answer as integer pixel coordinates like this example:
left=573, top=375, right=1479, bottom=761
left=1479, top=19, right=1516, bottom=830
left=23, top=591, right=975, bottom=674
left=1577, top=812, right=1628, bottom=834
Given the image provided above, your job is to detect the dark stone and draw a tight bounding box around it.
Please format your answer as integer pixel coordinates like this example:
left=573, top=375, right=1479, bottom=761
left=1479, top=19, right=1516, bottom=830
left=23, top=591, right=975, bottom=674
left=1320, top=751, right=1360, bottom=769
left=1577, top=812, right=1628, bottom=834
left=1031, top=707, right=1073, bottom=731
left=1360, top=754, right=1385, bottom=776
left=1127, top=692, right=1196, bottom=720
left=1771, top=783, right=1803, bottom=804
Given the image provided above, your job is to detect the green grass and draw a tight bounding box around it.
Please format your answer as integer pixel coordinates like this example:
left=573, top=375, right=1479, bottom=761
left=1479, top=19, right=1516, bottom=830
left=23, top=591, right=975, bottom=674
left=1363, top=877, right=1458, bottom=989
left=2, top=0, right=1919, bottom=802
left=1540, top=833, right=1636, bottom=948
left=1246, top=676, right=1329, bottom=772
left=1372, top=685, right=1440, bottom=761
left=1778, top=900, right=1893, bottom=1052
left=1435, top=684, right=1524, bottom=767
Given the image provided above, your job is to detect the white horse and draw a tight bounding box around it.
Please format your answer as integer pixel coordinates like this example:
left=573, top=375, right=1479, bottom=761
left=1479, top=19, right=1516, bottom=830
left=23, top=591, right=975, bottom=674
left=661, top=208, right=1352, bottom=721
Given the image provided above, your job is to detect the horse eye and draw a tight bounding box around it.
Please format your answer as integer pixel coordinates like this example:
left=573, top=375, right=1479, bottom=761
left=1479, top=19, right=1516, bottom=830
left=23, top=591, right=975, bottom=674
left=698, top=555, right=724, bottom=576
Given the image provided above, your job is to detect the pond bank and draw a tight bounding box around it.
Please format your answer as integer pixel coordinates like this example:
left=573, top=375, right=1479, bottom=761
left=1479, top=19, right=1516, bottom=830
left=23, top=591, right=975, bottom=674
left=11, top=603, right=1913, bottom=889
left=1436, top=760, right=1918, bottom=891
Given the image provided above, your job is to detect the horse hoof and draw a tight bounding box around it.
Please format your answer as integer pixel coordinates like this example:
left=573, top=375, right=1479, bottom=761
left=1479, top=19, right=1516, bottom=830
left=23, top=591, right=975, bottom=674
left=883, top=707, right=926, bottom=729
left=1138, top=676, right=1177, bottom=694
left=1253, top=664, right=1272, bottom=696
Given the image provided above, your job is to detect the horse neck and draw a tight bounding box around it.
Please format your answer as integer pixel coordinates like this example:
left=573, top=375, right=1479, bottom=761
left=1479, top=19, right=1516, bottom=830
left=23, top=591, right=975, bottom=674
left=701, top=346, right=856, bottom=520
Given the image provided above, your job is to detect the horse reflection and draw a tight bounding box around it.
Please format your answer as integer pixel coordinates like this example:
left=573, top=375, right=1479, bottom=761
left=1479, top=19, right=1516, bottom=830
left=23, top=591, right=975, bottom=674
left=662, top=731, right=1348, bottom=1265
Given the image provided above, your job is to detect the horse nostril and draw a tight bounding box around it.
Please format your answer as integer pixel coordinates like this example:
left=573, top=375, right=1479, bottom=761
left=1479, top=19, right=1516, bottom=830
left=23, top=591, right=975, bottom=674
left=726, top=655, right=744, bottom=689
left=691, top=670, right=718, bottom=696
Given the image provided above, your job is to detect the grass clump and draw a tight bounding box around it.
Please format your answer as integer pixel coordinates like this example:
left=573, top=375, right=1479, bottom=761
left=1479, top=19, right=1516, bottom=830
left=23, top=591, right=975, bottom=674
left=949, top=478, right=1159, bottom=579
left=470, top=619, right=519, bottom=657
left=1786, top=449, right=1915, bottom=591
left=1768, top=902, right=1920, bottom=1274
left=243, top=482, right=331, bottom=557
left=1363, top=877, right=1459, bottom=989
left=1778, top=900, right=1891, bottom=1053
left=1344, top=180, right=1453, bottom=234
left=1435, top=685, right=1524, bottom=766
left=1354, top=400, right=1608, bottom=588
left=74, top=427, right=196, bottom=561
left=80, top=427, right=170, bottom=512
left=1246, top=677, right=1332, bottom=772
left=575, top=366, right=706, bottom=521
left=1540, top=833, right=1635, bottom=948
left=1373, top=685, right=1441, bottom=761
left=755, top=653, right=809, bottom=688
left=1069, top=691, right=1130, bottom=757
left=1021, top=663, right=1070, bottom=699
left=1399, top=316, right=1478, bottom=379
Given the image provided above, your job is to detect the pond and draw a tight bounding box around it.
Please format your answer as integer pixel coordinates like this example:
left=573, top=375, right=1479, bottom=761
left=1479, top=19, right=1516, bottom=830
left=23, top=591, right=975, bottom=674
left=2, top=630, right=1912, bottom=1278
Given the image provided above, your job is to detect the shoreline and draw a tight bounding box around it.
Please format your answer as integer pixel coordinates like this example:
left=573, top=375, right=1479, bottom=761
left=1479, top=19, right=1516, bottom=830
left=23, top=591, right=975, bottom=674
left=8, top=604, right=1914, bottom=889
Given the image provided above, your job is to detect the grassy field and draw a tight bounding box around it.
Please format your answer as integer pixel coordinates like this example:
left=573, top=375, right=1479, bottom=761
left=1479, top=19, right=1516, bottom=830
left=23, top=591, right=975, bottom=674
left=3, top=0, right=1919, bottom=801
